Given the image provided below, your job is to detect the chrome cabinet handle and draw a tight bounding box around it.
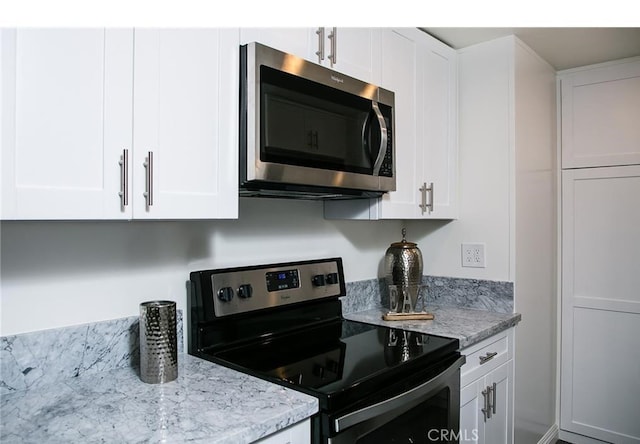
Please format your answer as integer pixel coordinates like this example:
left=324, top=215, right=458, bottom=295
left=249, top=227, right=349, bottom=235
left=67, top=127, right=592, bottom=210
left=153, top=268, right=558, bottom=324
left=315, top=27, right=325, bottom=63
left=491, top=382, right=497, bottom=415
left=118, top=148, right=129, bottom=208
left=419, top=182, right=433, bottom=214
left=371, top=101, right=387, bottom=176
left=481, top=387, right=490, bottom=422
left=143, top=151, right=154, bottom=207
left=479, top=351, right=498, bottom=365
left=328, top=27, right=337, bottom=66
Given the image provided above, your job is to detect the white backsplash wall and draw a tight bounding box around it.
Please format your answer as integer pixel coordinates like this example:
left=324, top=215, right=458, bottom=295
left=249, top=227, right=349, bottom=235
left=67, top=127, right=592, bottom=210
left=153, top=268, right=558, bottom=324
left=0, top=198, right=403, bottom=336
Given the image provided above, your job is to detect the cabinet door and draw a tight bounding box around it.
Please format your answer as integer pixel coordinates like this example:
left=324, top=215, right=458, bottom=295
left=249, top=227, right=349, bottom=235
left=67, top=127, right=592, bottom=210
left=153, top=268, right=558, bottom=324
left=1, top=29, right=133, bottom=219
left=240, top=28, right=314, bottom=61
left=460, top=379, right=484, bottom=444
left=324, top=28, right=458, bottom=221
left=419, top=36, right=458, bottom=218
left=376, top=27, right=422, bottom=218
left=561, top=166, right=640, bottom=443
left=561, top=59, right=640, bottom=168
left=132, top=29, right=238, bottom=219
left=318, top=27, right=381, bottom=84
left=483, top=361, right=513, bottom=444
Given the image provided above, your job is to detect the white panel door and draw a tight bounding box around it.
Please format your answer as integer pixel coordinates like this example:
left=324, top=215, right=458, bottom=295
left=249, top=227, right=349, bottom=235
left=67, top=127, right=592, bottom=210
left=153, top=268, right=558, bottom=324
left=240, top=28, right=314, bottom=61
left=419, top=35, right=458, bottom=219
left=483, top=361, right=513, bottom=444
left=317, top=27, right=381, bottom=84
left=561, top=59, right=640, bottom=168
left=378, top=27, right=458, bottom=219
left=377, top=27, right=420, bottom=218
left=1, top=28, right=133, bottom=219
left=132, top=29, right=239, bottom=219
left=460, top=378, right=484, bottom=444
left=561, top=165, right=640, bottom=443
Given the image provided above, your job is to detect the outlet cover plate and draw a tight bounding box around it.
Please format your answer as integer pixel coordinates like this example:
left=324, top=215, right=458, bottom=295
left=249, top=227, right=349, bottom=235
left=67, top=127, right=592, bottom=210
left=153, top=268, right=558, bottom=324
left=462, top=243, right=485, bottom=268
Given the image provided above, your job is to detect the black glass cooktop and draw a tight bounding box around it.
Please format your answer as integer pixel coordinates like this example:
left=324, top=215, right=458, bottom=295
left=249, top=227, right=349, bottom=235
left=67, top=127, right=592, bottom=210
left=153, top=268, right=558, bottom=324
left=197, top=318, right=459, bottom=410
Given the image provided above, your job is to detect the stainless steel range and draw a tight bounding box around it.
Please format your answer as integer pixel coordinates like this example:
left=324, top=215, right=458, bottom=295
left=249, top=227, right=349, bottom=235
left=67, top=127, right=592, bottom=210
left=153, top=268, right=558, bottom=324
left=188, top=258, right=464, bottom=443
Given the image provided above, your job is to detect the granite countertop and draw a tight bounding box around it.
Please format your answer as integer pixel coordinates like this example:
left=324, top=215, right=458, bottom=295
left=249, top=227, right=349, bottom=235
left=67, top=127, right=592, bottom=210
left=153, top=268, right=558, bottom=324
left=0, top=354, right=318, bottom=444
left=344, top=305, right=521, bottom=349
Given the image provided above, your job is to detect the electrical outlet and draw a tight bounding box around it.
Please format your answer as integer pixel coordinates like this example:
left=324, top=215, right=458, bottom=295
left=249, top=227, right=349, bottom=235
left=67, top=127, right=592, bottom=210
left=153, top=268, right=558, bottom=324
left=462, top=243, right=485, bottom=268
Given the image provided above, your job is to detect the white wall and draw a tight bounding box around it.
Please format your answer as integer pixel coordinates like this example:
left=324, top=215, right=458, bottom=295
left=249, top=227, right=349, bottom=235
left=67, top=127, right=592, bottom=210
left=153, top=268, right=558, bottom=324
left=513, top=40, right=558, bottom=441
left=0, top=198, right=403, bottom=336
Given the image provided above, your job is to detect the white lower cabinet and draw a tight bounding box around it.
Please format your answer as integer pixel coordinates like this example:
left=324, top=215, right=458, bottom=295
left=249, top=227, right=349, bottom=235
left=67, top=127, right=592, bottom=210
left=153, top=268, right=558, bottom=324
left=253, top=419, right=310, bottom=444
left=460, top=328, right=514, bottom=444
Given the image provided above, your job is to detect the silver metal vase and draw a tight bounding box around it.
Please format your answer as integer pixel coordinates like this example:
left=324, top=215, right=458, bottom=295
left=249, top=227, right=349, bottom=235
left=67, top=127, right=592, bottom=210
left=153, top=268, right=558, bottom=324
left=139, top=300, right=178, bottom=384
left=384, top=228, right=423, bottom=312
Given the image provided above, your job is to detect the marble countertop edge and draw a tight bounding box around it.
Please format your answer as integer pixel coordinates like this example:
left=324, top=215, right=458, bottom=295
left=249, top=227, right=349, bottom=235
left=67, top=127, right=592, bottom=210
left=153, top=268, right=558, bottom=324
left=344, top=305, right=522, bottom=349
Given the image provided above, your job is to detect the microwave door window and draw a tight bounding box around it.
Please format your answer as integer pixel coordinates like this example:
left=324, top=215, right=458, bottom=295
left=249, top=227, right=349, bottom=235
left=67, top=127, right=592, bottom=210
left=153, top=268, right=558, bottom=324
left=260, top=67, right=374, bottom=175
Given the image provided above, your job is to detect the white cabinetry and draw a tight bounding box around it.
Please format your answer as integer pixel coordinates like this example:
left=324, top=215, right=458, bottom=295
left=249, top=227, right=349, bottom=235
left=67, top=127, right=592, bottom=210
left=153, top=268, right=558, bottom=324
left=240, top=27, right=380, bottom=84
left=1, top=28, right=238, bottom=220
left=253, top=419, right=310, bottom=444
left=324, top=27, right=458, bottom=220
left=560, top=57, right=640, bottom=169
left=460, top=328, right=514, bottom=444
left=559, top=57, right=640, bottom=444
left=1, top=29, right=133, bottom=219
left=560, top=166, right=640, bottom=444
left=131, top=29, right=238, bottom=219
left=240, top=28, right=315, bottom=63
left=311, top=27, right=381, bottom=84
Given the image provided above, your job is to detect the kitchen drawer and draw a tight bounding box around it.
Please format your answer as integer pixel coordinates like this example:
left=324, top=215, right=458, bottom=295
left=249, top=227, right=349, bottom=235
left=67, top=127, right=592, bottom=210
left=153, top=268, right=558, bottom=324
left=460, top=328, right=513, bottom=387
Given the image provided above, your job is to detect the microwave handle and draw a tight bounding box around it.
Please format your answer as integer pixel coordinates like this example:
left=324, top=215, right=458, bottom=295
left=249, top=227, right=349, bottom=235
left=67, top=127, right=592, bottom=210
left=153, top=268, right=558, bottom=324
left=371, top=101, right=388, bottom=176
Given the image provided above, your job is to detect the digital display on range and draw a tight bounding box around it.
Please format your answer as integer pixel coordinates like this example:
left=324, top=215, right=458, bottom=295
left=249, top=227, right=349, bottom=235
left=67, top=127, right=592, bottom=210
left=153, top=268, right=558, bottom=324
left=266, top=269, right=300, bottom=292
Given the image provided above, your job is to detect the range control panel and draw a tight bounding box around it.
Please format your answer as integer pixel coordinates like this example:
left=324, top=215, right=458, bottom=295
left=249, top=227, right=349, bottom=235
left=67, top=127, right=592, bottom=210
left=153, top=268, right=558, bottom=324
left=208, top=258, right=345, bottom=317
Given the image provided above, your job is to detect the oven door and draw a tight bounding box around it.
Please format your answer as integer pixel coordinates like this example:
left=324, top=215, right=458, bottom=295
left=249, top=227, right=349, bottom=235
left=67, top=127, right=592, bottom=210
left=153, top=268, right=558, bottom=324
left=325, top=355, right=465, bottom=444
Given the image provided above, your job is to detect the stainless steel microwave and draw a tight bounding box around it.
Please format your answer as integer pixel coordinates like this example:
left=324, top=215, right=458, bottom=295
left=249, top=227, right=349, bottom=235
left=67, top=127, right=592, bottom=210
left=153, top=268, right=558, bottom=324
left=240, top=42, right=396, bottom=199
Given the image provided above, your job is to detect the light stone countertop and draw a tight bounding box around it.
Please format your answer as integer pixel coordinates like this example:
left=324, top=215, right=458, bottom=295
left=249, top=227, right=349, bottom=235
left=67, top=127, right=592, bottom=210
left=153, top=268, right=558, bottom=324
left=1, top=298, right=519, bottom=444
left=344, top=305, right=521, bottom=349
left=0, top=354, right=318, bottom=444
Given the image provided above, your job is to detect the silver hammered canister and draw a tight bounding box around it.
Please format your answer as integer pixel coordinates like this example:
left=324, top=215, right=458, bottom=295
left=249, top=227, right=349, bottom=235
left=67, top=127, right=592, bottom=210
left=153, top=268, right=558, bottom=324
left=384, top=228, right=424, bottom=312
left=139, top=300, right=178, bottom=384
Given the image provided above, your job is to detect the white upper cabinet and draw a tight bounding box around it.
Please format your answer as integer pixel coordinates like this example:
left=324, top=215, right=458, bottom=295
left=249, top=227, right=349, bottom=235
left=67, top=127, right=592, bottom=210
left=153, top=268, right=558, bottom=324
left=1, top=29, right=133, bottom=219
left=560, top=57, right=640, bottom=169
left=1, top=28, right=239, bottom=220
left=324, top=28, right=458, bottom=220
left=311, top=27, right=381, bottom=84
left=132, top=29, right=238, bottom=219
left=239, top=28, right=315, bottom=62
left=240, top=27, right=380, bottom=84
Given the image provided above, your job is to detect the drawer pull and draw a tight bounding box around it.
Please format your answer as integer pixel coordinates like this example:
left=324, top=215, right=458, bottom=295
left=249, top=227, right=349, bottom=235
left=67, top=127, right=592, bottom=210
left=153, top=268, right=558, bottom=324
left=479, top=351, right=498, bottom=364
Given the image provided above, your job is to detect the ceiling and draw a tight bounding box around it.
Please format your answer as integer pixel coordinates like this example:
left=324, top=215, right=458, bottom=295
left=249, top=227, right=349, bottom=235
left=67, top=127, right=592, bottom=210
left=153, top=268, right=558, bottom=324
left=422, top=28, right=640, bottom=70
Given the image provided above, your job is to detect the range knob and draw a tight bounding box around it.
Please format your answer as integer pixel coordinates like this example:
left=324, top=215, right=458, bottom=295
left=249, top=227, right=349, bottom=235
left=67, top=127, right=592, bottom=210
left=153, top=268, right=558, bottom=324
left=326, top=272, right=339, bottom=285
left=312, top=274, right=326, bottom=287
left=217, top=287, right=234, bottom=302
left=237, top=284, right=253, bottom=299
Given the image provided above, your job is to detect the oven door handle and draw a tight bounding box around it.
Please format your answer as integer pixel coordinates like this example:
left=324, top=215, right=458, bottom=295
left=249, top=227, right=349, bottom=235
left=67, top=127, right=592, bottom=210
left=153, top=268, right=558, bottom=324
left=334, top=355, right=465, bottom=433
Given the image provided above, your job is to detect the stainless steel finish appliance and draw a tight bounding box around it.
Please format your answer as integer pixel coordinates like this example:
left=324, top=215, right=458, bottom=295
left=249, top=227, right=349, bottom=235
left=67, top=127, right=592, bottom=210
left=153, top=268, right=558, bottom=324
left=189, top=258, right=464, bottom=443
left=240, top=42, right=396, bottom=199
